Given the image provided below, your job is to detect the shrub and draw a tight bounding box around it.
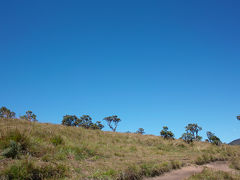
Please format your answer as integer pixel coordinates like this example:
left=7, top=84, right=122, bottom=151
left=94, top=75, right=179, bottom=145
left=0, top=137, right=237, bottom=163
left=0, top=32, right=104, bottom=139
left=0, top=129, right=30, bottom=157
left=1, top=140, right=21, bottom=159
left=50, top=135, right=64, bottom=146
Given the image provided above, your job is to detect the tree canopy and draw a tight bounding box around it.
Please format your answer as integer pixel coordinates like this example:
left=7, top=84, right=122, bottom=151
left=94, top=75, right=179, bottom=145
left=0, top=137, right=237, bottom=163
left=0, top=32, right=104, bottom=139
left=181, top=123, right=202, bottom=143
left=160, top=126, right=174, bottom=139
left=61, top=115, right=104, bottom=130
left=0, top=106, right=15, bottom=119
left=61, top=115, right=78, bottom=126
left=136, top=128, right=145, bottom=134
left=20, top=111, right=37, bottom=122
left=103, top=115, right=121, bottom=132
left=207, top=131, right=221, bottom=146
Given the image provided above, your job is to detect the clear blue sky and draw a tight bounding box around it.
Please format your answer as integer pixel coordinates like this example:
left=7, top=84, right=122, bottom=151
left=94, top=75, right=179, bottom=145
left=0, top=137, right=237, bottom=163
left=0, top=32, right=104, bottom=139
left=1, top=0, right=239, bottom=143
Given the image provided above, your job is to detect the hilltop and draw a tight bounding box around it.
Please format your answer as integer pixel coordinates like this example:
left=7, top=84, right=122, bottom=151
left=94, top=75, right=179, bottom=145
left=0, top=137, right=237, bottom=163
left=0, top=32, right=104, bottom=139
left=0, top=118, right=240, bottom=179
left=229, top=138, right=240, bottom=145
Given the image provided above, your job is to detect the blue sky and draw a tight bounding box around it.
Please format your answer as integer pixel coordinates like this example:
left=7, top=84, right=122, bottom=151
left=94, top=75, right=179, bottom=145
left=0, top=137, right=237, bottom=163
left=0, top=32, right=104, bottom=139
left=0, top=0, right=239, bottom=143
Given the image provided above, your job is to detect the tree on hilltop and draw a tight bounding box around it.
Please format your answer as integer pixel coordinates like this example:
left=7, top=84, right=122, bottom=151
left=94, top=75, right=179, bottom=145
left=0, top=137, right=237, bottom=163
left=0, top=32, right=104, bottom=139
left=91, top=121, right=104, bottom=130
left=136, top=128, right=145, bottom=134
left=160, top=126, right=174, bottom=139
left=76, top=115, right=104, bottom=130
left=20, top=111, right=37, bottom=122
left=181, top=123, right=202, bottom=143
left=103, top=115, right=121, bottom=132
left=181, top=133, right=195, bottom=143
left=75, top=115, right=93, bottom=128
left=206, top=131, right=221, bottom=146
left=61, top=114, right=104, bottom=130
left=61, top=115, right=78, bottom=126
left=0, top=106, right=15, bottom=119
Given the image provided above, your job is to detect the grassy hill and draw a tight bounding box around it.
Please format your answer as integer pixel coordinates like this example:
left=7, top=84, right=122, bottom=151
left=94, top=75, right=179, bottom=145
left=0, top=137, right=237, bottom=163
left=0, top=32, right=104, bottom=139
left=0, top=118, right=240, bottom=179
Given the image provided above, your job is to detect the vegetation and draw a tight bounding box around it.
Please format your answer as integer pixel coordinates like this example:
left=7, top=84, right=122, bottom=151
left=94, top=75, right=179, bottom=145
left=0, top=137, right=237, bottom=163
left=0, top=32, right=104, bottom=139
left=0, top=107, right=239, bottom=179
left=160, top=126, right=174, bottom=139
left=207, top=131, right=221, bottom=146
left=0, top=160, right=67, bottom=180
left=230, top=156, right=240, bottom=170
left=0, top=106, right=15, bottom=119
left=61, top=115, right=78, bottom=126
left=0, top=118, right=240, bottom=179
left=136, top=128, right=145, bottom=135
left=187, top=168, right=240, bottom=180
left=61, top=114, right=104, bottom=130
left=103, top=115, right=121, bottom=132
left=20, top=110, right=37, bottom=122
left=229, top=138, right=240, bottom=145
left=181, top=124, right=202, bottom=143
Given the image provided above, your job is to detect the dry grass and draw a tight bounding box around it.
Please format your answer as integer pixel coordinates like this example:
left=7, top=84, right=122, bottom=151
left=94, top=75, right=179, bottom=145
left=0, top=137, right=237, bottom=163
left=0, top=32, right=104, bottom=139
left=0, top=118, right=240, bottom=179
left=187, top=168, right=240, bottom=180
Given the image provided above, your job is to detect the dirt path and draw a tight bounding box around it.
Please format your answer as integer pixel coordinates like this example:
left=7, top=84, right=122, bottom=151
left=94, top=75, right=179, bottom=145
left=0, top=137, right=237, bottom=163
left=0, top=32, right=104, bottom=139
left=144, top=161, right=234, bottom=180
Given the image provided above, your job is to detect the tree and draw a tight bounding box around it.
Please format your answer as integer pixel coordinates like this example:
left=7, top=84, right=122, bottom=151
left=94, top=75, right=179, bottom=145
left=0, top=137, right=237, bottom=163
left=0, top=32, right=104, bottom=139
left=76, top=115, right=104, bottom=130
left=61, top=114, right=104, bottom=130
left=185, top=123, right=202, bottom=141
left=160, top=126, right=174, bottom=139
left=20, top=111, right=37, bottom=122
left=103, top=115, right=121, bottom=132
left=61, top=115, right=78, bottom=126
left=180, top=133, right=195, bottom=143
left=0, top=106, right=15, bottom=119
left=76, top=115, right=93, bottom=128
left=91, top=121, right=104, bottom=130
left=136, top=128, right=145, bottom=135
left=237, top=115, right=240, bottom=121
left=207, top=131, right=221, bottom=146
left=181, top=123, right=202, bottom=143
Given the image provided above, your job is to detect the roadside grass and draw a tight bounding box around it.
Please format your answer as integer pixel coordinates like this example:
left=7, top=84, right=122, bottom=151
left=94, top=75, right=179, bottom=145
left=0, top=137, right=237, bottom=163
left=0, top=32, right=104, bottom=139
left=230, top=156, right=240, bottom=170
left=0, top=118, right=240, bottom=179
left=187, top=168, right=240, bottom=180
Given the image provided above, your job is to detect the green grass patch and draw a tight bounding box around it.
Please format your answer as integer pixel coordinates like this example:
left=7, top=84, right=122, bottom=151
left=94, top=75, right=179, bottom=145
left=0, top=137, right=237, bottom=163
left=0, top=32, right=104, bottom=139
left=0, top=160, right=67, bottom=180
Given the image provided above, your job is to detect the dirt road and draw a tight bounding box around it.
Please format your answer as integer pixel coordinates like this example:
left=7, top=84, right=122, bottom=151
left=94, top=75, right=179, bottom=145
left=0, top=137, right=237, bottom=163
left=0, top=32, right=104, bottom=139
left=144, top=161, right=234, bottom=180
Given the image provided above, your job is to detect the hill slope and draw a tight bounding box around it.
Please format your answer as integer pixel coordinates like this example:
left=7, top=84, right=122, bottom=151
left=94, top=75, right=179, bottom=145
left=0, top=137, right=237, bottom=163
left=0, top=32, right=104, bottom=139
left=229, top=139, right=240, bottom=145
left=0, top=118, right=240, bottom=179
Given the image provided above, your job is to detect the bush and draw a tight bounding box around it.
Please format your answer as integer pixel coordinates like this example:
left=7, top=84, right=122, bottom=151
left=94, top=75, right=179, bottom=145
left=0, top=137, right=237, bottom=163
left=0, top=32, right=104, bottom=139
left=0, top=129, right=30, bottom=158
left=0, top=129, right=30, bottom=150
left=1, top=140, right=21, bottom=159
left=50, top=135, right=64, bottom=146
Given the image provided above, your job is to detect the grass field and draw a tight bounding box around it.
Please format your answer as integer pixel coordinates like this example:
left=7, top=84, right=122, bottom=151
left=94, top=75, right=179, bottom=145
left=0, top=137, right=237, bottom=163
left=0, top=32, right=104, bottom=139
left=0, top=118, right=240, bottom=179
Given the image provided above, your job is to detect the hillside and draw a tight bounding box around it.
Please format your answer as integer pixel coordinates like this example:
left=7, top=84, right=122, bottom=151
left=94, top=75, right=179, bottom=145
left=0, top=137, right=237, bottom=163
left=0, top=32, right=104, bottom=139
left=0, top=118, right=240, bottom=180
left=229, top=138, right=240, bottom=145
